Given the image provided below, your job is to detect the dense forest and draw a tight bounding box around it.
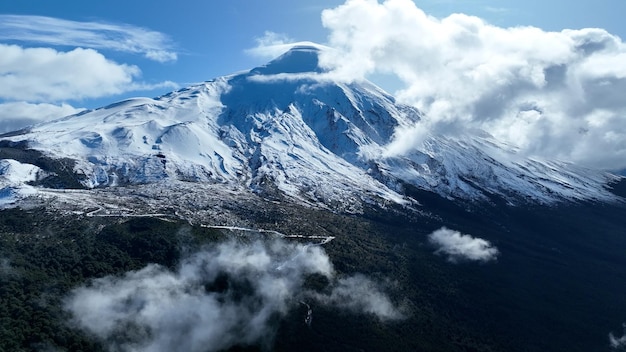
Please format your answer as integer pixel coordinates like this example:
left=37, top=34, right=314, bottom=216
left=1, top=193, right=626, bottom=351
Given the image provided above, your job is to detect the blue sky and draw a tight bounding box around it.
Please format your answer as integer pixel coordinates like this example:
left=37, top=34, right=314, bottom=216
left=1, top=0, right=626, bottom=170
left=2, top=0, right=624, bottom=103
left=0, top=1, right=342, bottom=100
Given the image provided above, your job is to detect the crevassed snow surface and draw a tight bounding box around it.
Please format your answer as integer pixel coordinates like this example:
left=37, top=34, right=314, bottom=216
left=1, top=43, right=621, bottom=205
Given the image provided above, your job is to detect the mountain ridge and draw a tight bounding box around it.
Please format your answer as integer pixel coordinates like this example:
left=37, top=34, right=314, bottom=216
left=2, top=43, right=626, bottom=352
left=0, top=43, right=622, bottom=209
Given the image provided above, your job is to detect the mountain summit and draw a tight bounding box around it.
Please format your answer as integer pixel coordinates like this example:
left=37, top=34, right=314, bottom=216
left=251, top=42, right=329, bottom=74
left=0, top=43, right=622, bottom=208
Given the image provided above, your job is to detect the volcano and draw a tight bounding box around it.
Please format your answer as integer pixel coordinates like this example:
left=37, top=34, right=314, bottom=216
left=1, top=42, right=626, bottom=352
left=0, top=42, right=622, bottom=208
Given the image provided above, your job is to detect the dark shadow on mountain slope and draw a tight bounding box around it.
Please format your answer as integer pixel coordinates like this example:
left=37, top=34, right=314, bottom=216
left=606, top=177, right=626, bottom=198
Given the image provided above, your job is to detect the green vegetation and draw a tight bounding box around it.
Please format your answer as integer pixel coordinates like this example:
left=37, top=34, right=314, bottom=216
left=0, top=209, right=222, bottom=351
left=0, top=195, right=625, bottom=351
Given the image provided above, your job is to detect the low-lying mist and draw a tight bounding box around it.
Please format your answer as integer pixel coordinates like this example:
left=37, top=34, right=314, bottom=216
left=64, top=238, right=403, bottom=352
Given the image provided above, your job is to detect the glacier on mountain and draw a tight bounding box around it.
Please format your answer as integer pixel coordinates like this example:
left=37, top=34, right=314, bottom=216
left=0, top=43, right=621, bottom=208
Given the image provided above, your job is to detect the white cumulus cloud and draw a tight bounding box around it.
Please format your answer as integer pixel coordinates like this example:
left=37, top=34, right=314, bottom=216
left=319, top=0, right=626, bottom=170
left=64, top=239, right=402, bottom=352
left=428, top=227, right=499, bottom=263
left=0, top=15, right=177, bottom=62
left=0, top=44, right=176, bottom=132
left=0, top=44, right=176, bottom=103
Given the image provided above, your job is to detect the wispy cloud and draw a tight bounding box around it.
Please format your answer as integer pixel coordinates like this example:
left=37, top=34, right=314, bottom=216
left=0, top=15, right=177, bottom=62
left=428, top=227, right=499, bottom=263
left=64, top=239, right=402, bottom=352
left=0, top=15, right=179, bottom=132
left=0, top=257, right=13, bottom=276
left=484, top=6, right=510, bottom=13
left=311, top=274, right=404, bottom=320
left=246, top=31, right=297, bottom=58
left=0, top=102, right=83, bottom=133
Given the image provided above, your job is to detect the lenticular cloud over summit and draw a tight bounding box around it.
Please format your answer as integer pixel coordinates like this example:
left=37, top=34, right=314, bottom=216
left=319, top=0, right=626, bottom=170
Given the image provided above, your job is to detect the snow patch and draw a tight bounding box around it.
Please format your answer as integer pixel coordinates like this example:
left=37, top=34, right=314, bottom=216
left=0, top=159, right=41, bottom=206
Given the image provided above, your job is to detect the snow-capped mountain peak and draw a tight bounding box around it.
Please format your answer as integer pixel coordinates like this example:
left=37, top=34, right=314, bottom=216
left=0, top=43, right=622, bottom=208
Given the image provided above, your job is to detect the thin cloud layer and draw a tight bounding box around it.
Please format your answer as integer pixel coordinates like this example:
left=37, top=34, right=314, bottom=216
left=320, top=0, right=626, bottom=170
left=610, top=323, right=626, bottom=349
left=0, top=257, right=12, bottom=276
left=0, top=102, right=83, bottom=133
left=64, top=239, right=402, bottom=352
left=246, top=31, right=297, bottom=59
left=428, top=227, right=499, bottom=263
left=312, top=274, right=403, bottom=320
left=0, top=44, right=175, bottom=132
left=0, top=15, right=177, bottom=62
